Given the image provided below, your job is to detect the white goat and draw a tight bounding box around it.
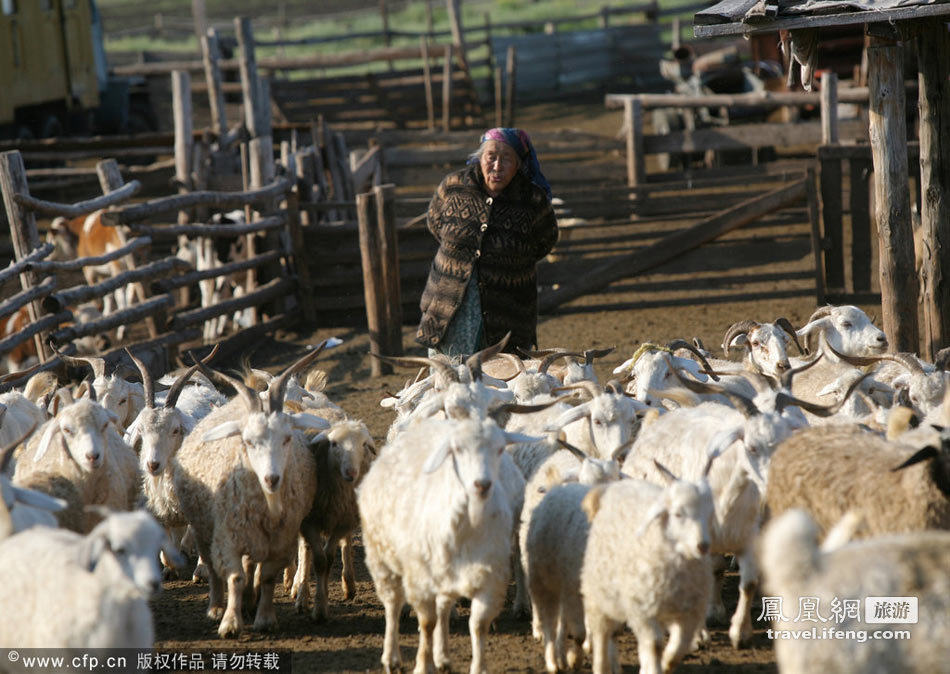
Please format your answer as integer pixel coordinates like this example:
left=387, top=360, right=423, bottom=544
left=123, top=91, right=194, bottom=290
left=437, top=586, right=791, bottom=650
left=624, top=369, right=862, bottom=648
left=0, top=509, right=184, bottom=648
left=0, top=423, right=67, bottom=533
left=581, top=465, right=716, bottom=674
left=761, top=509, right=950, bottom=674
left=13, top=391, right=139, bottom=533
left=358, top=415, right=540, bottom=674
left=172, top=348, right=331, bottom=638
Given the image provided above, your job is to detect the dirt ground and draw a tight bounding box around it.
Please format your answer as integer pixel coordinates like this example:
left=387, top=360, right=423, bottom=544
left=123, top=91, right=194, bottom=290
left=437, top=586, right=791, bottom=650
left=150, top=101, right=881, bottom=673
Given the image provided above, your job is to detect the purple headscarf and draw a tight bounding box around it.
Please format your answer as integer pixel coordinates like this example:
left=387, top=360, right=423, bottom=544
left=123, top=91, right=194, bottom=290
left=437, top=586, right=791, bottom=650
left=470, top=127, right=552, bottom=201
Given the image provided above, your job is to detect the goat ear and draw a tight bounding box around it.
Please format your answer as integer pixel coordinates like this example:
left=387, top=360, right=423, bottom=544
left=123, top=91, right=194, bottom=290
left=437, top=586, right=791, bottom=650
left=413, top=393, right=447, bottom=420
left=892, top=446, right=939, bottom=472
left=78, top=529, right=111, bottom=572
left=33, top=421, right=60, bottom=464
left=581, top=485, right=606, bottom=522
left=364, top=439, right=378, bottom=457
left=636, top=500, right=668, bottom=537
left=308, top=431, right=329, bottom=447
left=547, top=402, right=591, bottom=431
left=503, top=431, right=545, bottom=445
left=652, top=459, right=678, bottom=485
left=202, top=421, right=242, bottom=443
left=291, top=413, right=331, bottom=432
left=705, top=427, right=743, bottom=461
left=422, top=438, right=453, bottom=474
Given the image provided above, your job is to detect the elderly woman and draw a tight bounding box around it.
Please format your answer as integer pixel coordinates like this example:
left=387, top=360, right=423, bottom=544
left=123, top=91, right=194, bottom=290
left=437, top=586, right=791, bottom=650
left=415, top=128, right=558, bottom=358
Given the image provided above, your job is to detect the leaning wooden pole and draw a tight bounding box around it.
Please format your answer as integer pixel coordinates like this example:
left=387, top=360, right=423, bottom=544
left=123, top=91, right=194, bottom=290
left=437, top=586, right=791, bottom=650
left=867, top=34, right=918, bottom=352
left=538, top=179, right=807, bottom=313
left=916, top=22, right=950, bottom=360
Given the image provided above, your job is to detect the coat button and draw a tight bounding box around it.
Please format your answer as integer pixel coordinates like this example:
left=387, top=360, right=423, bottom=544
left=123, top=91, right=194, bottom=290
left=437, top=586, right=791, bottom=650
left=480, top=223, right=488, bottom=232
left=486, top=197, right=493, bottom=205
left=475, top=249, right=481, bottom=258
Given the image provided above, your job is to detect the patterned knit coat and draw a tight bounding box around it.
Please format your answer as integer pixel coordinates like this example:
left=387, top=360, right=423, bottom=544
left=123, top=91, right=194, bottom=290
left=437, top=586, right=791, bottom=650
left=416, top=164, right=558, bottom=352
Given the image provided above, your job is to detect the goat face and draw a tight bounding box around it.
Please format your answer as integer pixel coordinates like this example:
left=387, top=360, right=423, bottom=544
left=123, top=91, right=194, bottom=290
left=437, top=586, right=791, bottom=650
left=799, top=306, right=888, bottom=358
left=241, top=412, right=296, bottom=515
left=131, top=407, right=186, bottom=476
left=659, top=480, right=715, bottom=560
left=83, top=510, right=182, bottom=596
left=47, top=400, right=115, bottom=472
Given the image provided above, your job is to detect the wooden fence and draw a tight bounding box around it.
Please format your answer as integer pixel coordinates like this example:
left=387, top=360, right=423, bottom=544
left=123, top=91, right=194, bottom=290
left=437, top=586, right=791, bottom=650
left=816, top=142, right=921, bottom=302
left=0, top=149, right=309, bottom=387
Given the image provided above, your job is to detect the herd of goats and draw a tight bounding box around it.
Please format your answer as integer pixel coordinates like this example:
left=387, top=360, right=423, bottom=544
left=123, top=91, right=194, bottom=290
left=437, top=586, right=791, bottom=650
left=0, top=303, right=949, bottom=674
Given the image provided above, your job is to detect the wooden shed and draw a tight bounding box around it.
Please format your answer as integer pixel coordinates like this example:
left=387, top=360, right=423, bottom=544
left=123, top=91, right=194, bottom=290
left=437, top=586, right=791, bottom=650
left=694, top=0, right=950, bottom=360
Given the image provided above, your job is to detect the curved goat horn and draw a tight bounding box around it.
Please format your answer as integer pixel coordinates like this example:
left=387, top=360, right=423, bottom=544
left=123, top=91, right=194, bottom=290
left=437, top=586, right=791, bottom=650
left=189, top=352, right=260, bottom=414
left=495, top=353, right=526, bottom=380
left=465, top=332, right=511, bottom=382
left=774, top=317, right=805, bottom=355
left=553, top=380, right=603, bottom=400
left=539, top=351, right=583, bottom=375
left=124, top=349, right=154, bottom=409
left=667, top=339, right=720, bottom=381
left=0, top=419, right=38, bottom=475
left=269, top=341, right=327, bottom=415
left=48, top=341, right=106, bottom=380
left=774, top=372, right=871, bottom=417
left=779, top=352, right=824, bottom=390
left=370, top=353, right=459, bottom=385
left=671, top=368, right=759, bottom=417
left=823, top=338, right=925, bottom=375
left=721, top=321, right=759, bottom=355
left=164, top=345, right=217, bottom=409
left=557, top=438, right=588, bottom=461
left=584, top=346, right=616, bottom=366
left=806, top=305, right=835, bottom=324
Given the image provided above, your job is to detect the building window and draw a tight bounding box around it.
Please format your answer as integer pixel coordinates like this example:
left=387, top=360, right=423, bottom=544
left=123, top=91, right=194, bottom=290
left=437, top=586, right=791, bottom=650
left=40, top=0, right=53, bottom=10
left=2, top=0, right=16, bottom=16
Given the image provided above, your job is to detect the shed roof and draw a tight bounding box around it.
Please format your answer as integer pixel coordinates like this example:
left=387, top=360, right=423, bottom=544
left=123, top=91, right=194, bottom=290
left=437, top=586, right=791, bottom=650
left=695, top=0, right=950, bottom=36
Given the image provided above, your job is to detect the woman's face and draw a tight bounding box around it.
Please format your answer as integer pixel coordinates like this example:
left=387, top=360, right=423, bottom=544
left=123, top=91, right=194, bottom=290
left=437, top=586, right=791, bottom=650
left=479, top=140, right=520, bottom=195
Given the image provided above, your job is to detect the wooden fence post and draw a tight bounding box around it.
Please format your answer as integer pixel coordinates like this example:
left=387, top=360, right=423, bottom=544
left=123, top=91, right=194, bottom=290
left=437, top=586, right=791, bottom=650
left=868, top=34, right=918, bottom=352
left=191, top=0, right=207, bottom=47
left=820, top=72, right=839, bottom=145
left=235, top=16, right=268, bottom=139
left=375, top=184, right=402, bottom=358
left=201, top=27, right=228, bottom=140
left=672, top=17, right=681, bottom=51
left=806, top=166, right=826, bottom=305
left=916, top=21, right=950, bottom=360
left=357, top=191, right=391, bottom=377
left=0, top=151, right=49, bottom=363
left=600, top=5, right=610, bottom=29
left=505, top=45, right=516, bottom=127
left=172, top=70, right=193, bottom=226
left=850, top=156, right=873, bottom=294
left=819, top=152, right=844, bottom=291
left=421, top=37, right=435, bottom=131
left=624, top=98, right=645, bottom=187
left=97, top=159, right=160, bottom=341
left=442, top=44, right=454, bottom=133
left=494, top=66, right=503, bottom=127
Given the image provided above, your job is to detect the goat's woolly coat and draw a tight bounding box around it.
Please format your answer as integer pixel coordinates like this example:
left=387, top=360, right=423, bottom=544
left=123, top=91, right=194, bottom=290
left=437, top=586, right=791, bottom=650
left=766, top=424, right=950, bottom=537
left=13, top=400, right=139, bottom=532
left=172, top=398, right=318, bottom=586
left=761, top=510, right=950, bottom=674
